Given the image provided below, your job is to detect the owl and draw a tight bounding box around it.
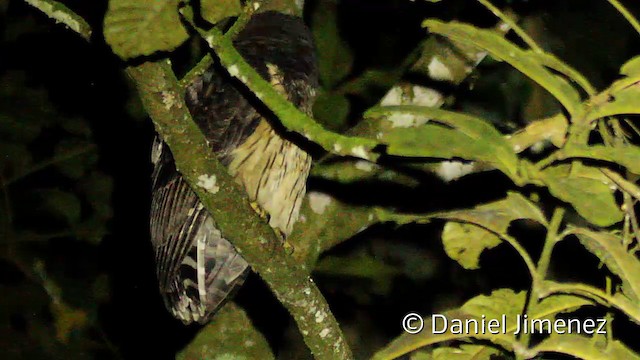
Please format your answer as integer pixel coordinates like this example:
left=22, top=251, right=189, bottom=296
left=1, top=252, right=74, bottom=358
left=150, top=11, right=318, bottom=324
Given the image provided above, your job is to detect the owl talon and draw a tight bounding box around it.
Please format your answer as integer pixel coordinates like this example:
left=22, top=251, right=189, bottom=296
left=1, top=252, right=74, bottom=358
left=250, top=201, right=270, bottom=221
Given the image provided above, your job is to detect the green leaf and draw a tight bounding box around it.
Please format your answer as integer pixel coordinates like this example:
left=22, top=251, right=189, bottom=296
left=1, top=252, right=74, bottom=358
left=104, top=0, right=189, bottom=59
left=371, top=308, right=514, bottom=360
left=313, top=92, right=350, bottom=131
left=442, top=223, right=500, bottom=270
left=423, top=20, right=582, bottom=116
left=378, top=192, right=546, bottom=269
left=310, top=0, right=354, bottom=88
left=620, top=55, right=640, bottom=77
left=572, top=227, right=640, bottom=302
left=526, top=51, right=595, bottom=95
left=79, top=171, right=113, bottom=220
left=540, top=165, right=623, bottom=227
left=438, top=192, right=548, bottom=233
left=440, top=192, right=546, bottom=269
left=584, top=55, right=640, bottom=121
left=54, top=139, right=98, bottom=180
left=36, top=189, right=82, bottom=226
left=586, top=82, right=640, bottom=121
left=432, top=344, right=500, bottom=360
left=372, top=289, right=591, bottom=360
left=201, top=0, right=241, bottom=25
left=533, top=334, right=640, bottom=360
left=178, top=303, right=274, bottom=360
left=369, top=106, right=519, bottom=179
left=560, top=145, right=640, bottom=175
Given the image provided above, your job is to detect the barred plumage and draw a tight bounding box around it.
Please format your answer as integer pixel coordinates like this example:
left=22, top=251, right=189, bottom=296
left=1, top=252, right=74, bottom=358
left=150, top=11, right=318, bottom=324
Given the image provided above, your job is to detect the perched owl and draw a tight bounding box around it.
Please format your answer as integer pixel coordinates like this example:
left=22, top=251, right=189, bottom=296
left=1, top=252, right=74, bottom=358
left=150, top=11, right=318, bottom=324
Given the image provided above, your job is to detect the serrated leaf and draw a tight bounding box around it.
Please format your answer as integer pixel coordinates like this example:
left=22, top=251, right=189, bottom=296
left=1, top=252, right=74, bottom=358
left=442, top=223, right=501, bottom=270
left=572, top=227, right=640, bottom=302
left=439, top=192, right=546, bottom=269
left=560, top=145, right=640, bottom=174
left=459, top=289, right=525, bottom=324
left=540, top=164, right=623, bottom=227
left=423, top=20, right=582, bottom=116
left=372, top=289, right=591, bottom=360
left=533, top=334, right=640, bottom=360
left=104, top=0, right=189, bottom=59
left=371, top=309, right=514, bottom=360
left=201, top=0, right=241, bottom=25
left=378, top=107, right=519, bottom=179
left=378, top=193, right=546, bottom=269
left=438, top=192, right=548, bottom=233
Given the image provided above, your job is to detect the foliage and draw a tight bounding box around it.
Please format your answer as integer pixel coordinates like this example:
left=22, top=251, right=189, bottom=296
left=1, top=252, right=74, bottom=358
left=11, top=0, right=640, bottom=359
left=0, top=71, right=113, bottom=357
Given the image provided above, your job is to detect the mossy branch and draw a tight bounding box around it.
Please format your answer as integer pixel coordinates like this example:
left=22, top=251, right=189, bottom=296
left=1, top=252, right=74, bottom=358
left=24, top=0, right=92, bottom=41
left=24, top=1, right=352, bottom=358
left=127, top=61, right=352, bottom=360
left=201, top=28, right=380, bottom=161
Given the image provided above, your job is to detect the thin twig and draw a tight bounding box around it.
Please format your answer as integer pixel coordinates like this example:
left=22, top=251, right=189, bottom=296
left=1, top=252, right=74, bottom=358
left=606, top=0, right=640, bottom=36
left=3, top=145, right=96, bottom=186
left=23, top=0, right=92, bottom=41
left=476, top=0, right=542, bottom=53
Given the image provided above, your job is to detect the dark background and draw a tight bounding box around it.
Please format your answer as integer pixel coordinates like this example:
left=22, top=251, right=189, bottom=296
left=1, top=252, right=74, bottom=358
left=1, top=0, right=639, bottom=358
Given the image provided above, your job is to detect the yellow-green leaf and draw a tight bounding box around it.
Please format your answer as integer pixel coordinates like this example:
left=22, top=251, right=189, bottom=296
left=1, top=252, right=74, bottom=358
left=104, top=0, right=188, bottom=59
left=586, top=82, right=640, bottom=121
left=533, top=334, right=640, bottom=360
left=178, top=303, right=274, bottom=360
left=442, top=222, right=501, bottom=270
left=560, top=145, right=640, bottom=175
left=368, top=106, right=519, bottom=179
left=540, top=165, right=623, bottom=227
left=423, top=20, right=582, bottom=116
left=201, top=0, right=241, bottom=25
left=438, top=192, right=546, bottom=269
left=437, top=192, right=548, bottom=233
left=432, top=344, right=500, bottom=360
left=572, top=227, right=640, bottom=302
left=371, top=309, right=515, bottom=360
left=372, top=289, right=591, bottom=360
left=527, top=51, right=595, bottom=95
left=620, top=55, right=640, bottom=77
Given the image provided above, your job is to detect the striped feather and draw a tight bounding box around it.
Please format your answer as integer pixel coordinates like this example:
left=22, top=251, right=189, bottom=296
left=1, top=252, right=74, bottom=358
left=149, top=11, right=318, bottom=324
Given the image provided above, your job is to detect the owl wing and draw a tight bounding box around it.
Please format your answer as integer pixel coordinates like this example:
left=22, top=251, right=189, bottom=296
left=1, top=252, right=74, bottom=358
left=150, top=136, right=249, bottom=324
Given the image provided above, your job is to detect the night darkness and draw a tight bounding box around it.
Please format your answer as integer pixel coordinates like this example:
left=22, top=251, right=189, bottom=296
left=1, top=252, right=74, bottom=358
left=2, top=0, right=640, bottom=359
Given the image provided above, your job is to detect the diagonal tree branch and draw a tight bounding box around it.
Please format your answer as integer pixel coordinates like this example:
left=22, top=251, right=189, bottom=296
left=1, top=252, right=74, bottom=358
left=22, top=1, right=353, bottom=358
left=127, top=59, right=353, bottom=360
